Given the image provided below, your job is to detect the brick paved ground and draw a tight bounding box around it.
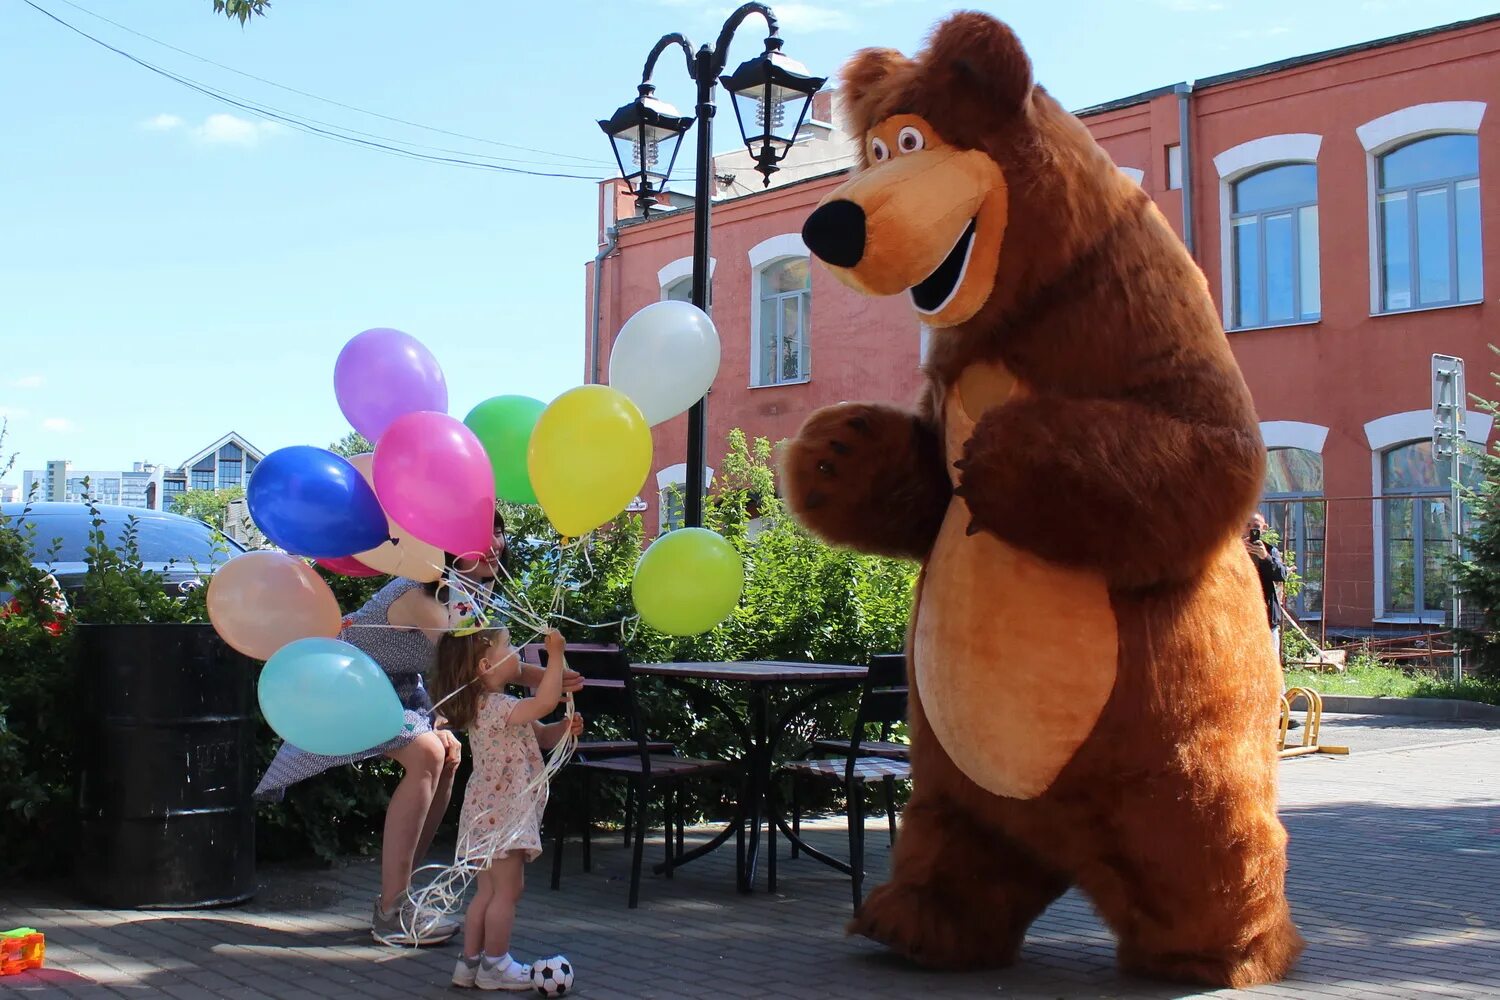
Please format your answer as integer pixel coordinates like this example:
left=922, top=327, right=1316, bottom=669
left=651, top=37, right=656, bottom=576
left=4, top=712, right=1498, bottom=999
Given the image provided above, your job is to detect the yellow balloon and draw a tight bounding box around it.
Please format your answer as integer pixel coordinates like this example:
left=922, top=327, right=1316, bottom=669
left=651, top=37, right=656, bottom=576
left=528, top=386, right=652, bottom=536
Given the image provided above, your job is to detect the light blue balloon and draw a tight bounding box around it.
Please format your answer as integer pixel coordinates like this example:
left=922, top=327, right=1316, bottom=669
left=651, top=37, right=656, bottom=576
left=257, top=637, right=405, bottom=756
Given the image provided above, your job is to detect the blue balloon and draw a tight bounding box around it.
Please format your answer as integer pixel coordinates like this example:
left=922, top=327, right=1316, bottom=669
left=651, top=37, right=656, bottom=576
left=246, top=446, right=389, bottom=558
left=257, top=637, right=405, bottom=756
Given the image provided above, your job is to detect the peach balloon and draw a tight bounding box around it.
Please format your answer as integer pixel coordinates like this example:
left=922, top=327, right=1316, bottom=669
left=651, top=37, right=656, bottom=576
left=207, top=551, right=343, bottom=661
left=346, top=452, right=444, bottom=583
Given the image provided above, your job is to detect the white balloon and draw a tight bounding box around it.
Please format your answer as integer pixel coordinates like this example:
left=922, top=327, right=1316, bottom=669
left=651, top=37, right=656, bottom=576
left=608, top=300, right=720, bottom=426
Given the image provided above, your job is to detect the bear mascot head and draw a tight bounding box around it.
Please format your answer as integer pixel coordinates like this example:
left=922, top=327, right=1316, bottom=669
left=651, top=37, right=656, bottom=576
left=783, top=11, right=1303, bottom=989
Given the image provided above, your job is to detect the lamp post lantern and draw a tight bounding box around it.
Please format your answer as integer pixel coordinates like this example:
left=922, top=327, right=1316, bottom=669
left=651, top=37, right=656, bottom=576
left=600, top=2, right=825, bottom=529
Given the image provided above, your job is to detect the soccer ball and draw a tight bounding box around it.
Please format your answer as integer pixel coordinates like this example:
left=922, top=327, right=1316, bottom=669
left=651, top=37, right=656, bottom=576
left=531, top=955, right=574, bottom=997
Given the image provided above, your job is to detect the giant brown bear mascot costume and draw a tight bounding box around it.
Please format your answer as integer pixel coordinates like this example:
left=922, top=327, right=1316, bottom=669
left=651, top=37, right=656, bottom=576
left=783, top=11, right=1303, bottom=989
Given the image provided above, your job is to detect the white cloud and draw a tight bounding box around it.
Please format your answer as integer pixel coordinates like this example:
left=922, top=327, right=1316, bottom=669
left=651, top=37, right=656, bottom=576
left=1157, top=0, right=1227, bottom=10
left=0, top=406, right=31, bottom=420
left=41, top=418, right=74, bottom=433
left=8, top=375, right=43, bottom=389
left=196, top=113, right=283, bottom=146
left=142, top=113, right=185, bottom=132
left=142, top=112, right=283, bottom=147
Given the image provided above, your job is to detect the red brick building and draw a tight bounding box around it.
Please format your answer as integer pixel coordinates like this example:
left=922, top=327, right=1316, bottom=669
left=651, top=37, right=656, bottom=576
left=586, top=15, right=1499, bottom=634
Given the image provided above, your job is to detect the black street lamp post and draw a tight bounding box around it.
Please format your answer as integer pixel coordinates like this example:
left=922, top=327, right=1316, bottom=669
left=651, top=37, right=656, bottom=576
left=600, top=3, right=824, bottom=529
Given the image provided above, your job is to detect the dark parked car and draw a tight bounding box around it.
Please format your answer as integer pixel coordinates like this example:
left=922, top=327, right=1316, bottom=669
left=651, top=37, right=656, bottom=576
left=1, top=502, right=245, bottom=598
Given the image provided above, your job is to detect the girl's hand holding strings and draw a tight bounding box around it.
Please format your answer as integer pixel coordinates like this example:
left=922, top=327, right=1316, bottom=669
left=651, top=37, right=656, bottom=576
left=504, top=629, right=567, bottom=726
left=534, top=712, right=585, bottom=750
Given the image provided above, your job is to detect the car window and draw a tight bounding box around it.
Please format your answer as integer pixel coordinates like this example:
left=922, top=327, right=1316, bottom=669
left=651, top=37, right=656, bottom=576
left=16, top=513, right=240, bottom=567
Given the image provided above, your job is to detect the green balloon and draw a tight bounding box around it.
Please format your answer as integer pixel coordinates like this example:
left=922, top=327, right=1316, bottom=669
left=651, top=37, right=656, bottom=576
left=632, top=528, right=744, bottom=636
left=464, top=395, right=547, bottom=504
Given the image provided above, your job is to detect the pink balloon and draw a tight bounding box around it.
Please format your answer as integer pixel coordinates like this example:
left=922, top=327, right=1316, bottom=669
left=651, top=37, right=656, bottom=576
left=373, top=411, right=495, bottom=558
left=317, top=554, right=383, bottom=578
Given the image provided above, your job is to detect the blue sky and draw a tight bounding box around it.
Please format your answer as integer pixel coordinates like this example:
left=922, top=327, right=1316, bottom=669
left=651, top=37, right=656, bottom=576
left=1, top=0, right=1494, bottom=481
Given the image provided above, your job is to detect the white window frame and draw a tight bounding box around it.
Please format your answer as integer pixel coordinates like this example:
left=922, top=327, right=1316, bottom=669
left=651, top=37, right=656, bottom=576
left=1365, top=408, right=1492, bottom=622
left=747, top=233, right=812, bottom=388
left=657, top=256, right=716, bottom=305
left=1213, top=134, right=1323, bottom=331
left=1357, top=102, right=1487, bottom=315
left=1259, top=421, right=1329, bottom=621
left=655, top=463, right=714, bottom=534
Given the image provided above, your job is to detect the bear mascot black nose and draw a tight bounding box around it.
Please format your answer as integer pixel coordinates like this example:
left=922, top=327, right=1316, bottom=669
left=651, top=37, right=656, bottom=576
left=801, top=199, right=866, bottom=268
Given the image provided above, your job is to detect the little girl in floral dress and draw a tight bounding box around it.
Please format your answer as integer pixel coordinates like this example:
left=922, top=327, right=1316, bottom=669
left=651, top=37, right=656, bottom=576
left=430, top=626, right=582, bottom=991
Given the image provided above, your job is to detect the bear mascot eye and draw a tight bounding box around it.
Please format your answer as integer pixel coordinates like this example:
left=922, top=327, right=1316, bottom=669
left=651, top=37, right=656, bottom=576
left=870, top=136, right=890, bottom=162
left=897, top=126, right=925, bottom=153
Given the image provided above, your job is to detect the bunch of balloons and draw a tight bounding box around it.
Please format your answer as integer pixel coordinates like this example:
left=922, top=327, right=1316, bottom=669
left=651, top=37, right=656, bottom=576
left=208, top=303, right=744, bottom=756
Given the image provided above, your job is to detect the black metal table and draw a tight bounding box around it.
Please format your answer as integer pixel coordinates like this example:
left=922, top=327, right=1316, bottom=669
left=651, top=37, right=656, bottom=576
left=631, top=660, right=867, bottom=892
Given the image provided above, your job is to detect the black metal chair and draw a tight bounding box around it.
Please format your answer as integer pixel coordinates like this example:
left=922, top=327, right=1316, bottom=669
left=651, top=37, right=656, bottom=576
left=544, top=647, right=736, bottom=907
left=804, top=653, right=908, bottom=843
left=771, top=653, right=912, bottom=908
left=809, top=653, right=911, bottom=761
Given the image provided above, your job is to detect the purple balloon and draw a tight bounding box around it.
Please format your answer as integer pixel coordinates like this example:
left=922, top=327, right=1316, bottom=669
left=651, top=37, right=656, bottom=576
left=334, top=328, right=448, bottom=442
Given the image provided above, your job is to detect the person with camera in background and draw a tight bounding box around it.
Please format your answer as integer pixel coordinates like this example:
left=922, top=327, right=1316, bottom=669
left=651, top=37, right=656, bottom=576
left=1245, top=512, right=1288, bottom=661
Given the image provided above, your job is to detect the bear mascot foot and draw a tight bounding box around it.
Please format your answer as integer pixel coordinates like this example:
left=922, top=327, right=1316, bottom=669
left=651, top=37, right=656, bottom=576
left=850, top=880, right=1025, bottom=970
left=847, top=801, right=1070, bottom=970
left=1118, top=909, right=1305, bottom=989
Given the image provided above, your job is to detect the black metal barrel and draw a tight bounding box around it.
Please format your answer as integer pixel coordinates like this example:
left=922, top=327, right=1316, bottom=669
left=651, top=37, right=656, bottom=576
left=75, top=623, right=257, bottom=908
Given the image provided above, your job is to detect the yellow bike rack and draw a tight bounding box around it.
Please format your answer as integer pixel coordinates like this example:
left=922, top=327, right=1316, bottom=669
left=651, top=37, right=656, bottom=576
left=1277, top=687, right=1350, bottom=758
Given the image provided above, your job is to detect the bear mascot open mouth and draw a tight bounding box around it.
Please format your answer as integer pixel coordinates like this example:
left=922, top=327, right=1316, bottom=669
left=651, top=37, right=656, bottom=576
left=782, top=10, right=1304, bottom=991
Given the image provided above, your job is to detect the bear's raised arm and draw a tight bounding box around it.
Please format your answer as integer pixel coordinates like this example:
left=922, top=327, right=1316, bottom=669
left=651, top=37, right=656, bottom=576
left=783, top=397, right=951, bottom=562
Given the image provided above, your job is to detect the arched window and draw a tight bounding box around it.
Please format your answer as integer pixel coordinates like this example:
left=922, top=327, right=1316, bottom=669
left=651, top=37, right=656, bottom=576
left=1376, top=133, right=1481, bottom=311
left=657, top=256, right=714, bottom=310
left=1261, top=447, right=1324, bottom=618
left=1231, top=164, right=1320, bottom=328
left=1378, top=440, right=1479, bottom=618
left=755, top=256, right=811, bottom=386
left=655, top=463, right=712, bottom=534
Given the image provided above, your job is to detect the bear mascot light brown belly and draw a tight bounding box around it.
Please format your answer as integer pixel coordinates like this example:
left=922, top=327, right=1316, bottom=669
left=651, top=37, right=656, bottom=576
left=782, top=11, right=1303, bottom=989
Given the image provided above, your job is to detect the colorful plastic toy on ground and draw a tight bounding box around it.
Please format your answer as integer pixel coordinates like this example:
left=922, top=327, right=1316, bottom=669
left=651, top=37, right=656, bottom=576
left=0, top=927, right=45, bottom=976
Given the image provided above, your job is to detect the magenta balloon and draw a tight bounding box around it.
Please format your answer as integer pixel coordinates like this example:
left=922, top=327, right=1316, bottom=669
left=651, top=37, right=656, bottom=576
left=373, top=411, right=495, bottom=558
left=334, top=328, right=448, bottom=441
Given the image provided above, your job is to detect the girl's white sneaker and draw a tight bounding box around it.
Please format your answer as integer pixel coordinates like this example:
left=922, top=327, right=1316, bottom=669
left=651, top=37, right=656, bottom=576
left=475, top=954, right=533, bottom=992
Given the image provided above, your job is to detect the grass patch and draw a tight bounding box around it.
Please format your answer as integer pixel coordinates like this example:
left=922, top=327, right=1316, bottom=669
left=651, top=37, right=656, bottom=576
left=1412, top=676, right=1500, bottom=706
left=1285, top=658, right=1500, bottom=706
left=1284, top=662, right=1420, bottom=698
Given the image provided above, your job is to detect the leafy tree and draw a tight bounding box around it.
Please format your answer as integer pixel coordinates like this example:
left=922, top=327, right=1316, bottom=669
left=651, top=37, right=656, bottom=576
left=1450, top=349, right=1500, bottom=680
left=329, top=431, right=373, bottom=458
left=170, top=486, right=244, bottom=528
left=213, top=0, right=270, bottom=24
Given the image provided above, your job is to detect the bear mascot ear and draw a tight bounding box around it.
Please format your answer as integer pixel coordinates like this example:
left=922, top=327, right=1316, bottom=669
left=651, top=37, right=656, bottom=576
left=838, top=47, right=912, bottom=140
left=923, top=12, right=1033, bottom=119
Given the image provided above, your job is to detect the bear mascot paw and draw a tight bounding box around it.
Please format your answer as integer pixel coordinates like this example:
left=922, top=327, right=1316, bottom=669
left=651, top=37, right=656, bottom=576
left=783, top=11, right=1304, bottom=990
